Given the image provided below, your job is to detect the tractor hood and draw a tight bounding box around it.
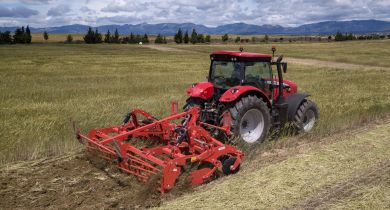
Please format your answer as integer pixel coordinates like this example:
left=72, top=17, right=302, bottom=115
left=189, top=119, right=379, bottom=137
left=186, top=82, right=214, bottom=100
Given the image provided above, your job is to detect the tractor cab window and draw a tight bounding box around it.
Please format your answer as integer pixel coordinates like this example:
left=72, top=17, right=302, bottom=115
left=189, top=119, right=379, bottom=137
left=244, top=62, right=271, bottom=91
left=210, top=61, right=242, bottom=89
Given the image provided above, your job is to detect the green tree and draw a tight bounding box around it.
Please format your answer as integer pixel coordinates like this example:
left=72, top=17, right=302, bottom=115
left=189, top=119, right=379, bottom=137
left=174, top=28, right=183, bottom=44
left=335, top=31, right=344, bottom=41
left=154, top=34, right=163, bottom=44
left=43, top=30, right=49, bottom=41
left=83, top=27, right=102, bottom=43
left=83, top=27, right=93, bottom=43
left=183, top=30, right=189, bottom=44
left=112, top=29, right=120, bottom=43
left=163, top=36, right=167, bottom=44
left=264, top=34, right=269, bottom=43
left=104, top=30, right=111, bottom=43
left=142, top=33, right=149, bottom=43
left=222, top=33, right=229, bottom=42
left=66, top=34, right=73, bottom=43
left=94, top=29, right=102, bottom=43
left=13, top=28, right=24, bottom=43
left=205, top=34, right=211, bottom=43
left=190, top=29, right=198, bottom=44
left=129, top=33, right=135, bottom=43
left=0, top=31, right=12, bottom=44
left=197, top=34, right=205, bottom=43
left=25, top=26, right=32, bottom=43
left=235, top=36, right=241, bottom=43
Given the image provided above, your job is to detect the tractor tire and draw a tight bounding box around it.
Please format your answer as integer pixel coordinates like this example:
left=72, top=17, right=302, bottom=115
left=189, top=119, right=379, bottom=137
left=294, top=100, right=318, bottom=133
left=229, top=95, right=271, bottom=145
left=183, top=97, right=204, bottom=111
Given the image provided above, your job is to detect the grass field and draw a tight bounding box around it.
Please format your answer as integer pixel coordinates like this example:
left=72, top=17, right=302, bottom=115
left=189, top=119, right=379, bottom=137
left=0, top=40, right=389, bottom=164
left=0, top=39, right=390, bottom=209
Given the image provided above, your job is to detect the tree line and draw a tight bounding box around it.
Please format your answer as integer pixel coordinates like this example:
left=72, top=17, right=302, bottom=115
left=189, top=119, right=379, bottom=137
left=173, top=29, right=212, bottom=44
left=83, top=27, right=167, bottom=44
left=0, top=26, right=32, bottom=44
left=334, top=31, right=389, bottom=41
left=2, top=26, right=390, bottom=44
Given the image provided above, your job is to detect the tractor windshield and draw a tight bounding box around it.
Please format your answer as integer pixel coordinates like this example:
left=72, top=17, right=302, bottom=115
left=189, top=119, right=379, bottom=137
left=210, top=61, right=242, bottom=89
left=210, top=61, right=272, bottom=90
left=243, top=62, right=272, bottom=91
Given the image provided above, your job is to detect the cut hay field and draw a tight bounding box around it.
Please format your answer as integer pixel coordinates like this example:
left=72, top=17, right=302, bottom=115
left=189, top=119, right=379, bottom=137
left=0, top=41, right=389, bottom=164
left=0, top=40, right=389, bottom=209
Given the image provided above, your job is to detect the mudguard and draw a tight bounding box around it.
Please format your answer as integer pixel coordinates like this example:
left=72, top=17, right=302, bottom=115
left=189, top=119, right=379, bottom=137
left=286, top=93, right=310, bottom=120
left=219, top=86, right=271, bottom=107
left=186, top=82, right=214, bottom=100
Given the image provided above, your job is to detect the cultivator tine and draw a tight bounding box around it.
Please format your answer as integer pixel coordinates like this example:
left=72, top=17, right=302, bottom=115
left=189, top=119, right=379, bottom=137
left=112, top=139, right=123, bottom=163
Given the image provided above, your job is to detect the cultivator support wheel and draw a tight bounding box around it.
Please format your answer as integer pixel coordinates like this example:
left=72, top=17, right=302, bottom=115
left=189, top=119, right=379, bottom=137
left=76, top=106, right=243, bottom=193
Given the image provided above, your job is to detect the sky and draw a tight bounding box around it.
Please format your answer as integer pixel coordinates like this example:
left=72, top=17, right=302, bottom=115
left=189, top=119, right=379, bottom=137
left=0, top=0, right=389, bottom=27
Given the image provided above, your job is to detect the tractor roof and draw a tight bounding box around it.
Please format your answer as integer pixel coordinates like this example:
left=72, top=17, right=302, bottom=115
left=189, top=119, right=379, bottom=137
left=211, top=51, right=272, bottom=62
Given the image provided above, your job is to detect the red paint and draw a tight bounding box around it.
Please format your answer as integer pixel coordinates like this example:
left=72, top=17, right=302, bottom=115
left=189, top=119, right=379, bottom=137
left=219, top=85, right=272, bottom=107
left=211, top=51, right=272, bottom=58
left=272, top=79, right=298, bottom=99
left=186, top=82, right=214, bottom=100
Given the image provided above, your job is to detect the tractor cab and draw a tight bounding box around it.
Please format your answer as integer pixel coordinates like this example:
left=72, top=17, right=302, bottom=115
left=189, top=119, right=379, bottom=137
left=209, top=51, right=273, bottom=96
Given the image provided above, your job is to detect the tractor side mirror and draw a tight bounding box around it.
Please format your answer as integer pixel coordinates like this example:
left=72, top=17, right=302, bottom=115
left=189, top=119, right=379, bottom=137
left=282, top=63, right=287, bottom=73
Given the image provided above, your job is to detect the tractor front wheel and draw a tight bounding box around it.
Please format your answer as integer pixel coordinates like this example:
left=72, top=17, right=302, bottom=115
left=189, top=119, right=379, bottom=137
left=294, top=100, right=319, bottom=133
left=229, top=95, right=271, bottom=145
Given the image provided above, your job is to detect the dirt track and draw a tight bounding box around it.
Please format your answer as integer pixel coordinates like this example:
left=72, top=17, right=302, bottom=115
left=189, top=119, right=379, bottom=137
left=284, top=57, right=390, bottom=71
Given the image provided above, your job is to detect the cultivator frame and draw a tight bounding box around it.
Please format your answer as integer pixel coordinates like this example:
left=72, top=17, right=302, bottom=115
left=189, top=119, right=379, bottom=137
left=75, top=106, right=243, bottom=192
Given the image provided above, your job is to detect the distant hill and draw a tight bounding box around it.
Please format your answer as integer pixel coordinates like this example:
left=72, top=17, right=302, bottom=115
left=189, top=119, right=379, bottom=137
left=1, top=20, right=389, bottom=35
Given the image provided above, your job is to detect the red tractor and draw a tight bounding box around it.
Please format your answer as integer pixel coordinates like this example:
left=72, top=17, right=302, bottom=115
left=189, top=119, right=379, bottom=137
left=185, top=48, right=319, bottom=145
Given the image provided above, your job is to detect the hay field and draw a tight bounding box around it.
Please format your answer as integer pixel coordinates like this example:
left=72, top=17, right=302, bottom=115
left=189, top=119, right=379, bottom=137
left=0, top=41, right=389, bottom=164
left=0, top=39, right=390, bottom=209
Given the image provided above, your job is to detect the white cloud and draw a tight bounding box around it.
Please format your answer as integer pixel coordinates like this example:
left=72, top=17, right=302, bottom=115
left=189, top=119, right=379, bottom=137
left=0, top=0, right=388, bottom=27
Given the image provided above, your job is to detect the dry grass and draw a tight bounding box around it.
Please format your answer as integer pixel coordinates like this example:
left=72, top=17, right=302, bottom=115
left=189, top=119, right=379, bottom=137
left=170, top=39, right=390, bottom=67
left=157, top=122, right=390, bottom=209
left=0, top=41, right=389, bottom=165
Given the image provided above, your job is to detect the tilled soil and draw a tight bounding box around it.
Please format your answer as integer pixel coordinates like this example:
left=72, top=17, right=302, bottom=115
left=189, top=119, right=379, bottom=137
left=0, top=153, right=168, bottom=210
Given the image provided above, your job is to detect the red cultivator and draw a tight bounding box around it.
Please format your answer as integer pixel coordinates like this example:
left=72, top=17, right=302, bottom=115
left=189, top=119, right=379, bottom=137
left=75, top=105, right=243, bottom=193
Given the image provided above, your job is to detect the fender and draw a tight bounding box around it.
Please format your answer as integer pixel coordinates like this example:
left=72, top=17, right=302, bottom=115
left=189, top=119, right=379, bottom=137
left=186, top=82, right=214, bottom=100
left=219, top=86, right=271, bottom=107
left=286, top=93, right=310, bottom=120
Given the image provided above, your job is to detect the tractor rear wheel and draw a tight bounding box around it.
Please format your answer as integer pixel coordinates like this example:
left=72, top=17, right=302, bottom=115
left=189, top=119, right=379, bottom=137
left=294, top=100, right=318, bottom=133
left=229, top=95, right=271, bottom=145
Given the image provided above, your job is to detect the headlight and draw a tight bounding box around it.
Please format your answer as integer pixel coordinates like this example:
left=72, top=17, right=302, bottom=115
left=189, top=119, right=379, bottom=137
left=231, top=88, right=239, bottom=94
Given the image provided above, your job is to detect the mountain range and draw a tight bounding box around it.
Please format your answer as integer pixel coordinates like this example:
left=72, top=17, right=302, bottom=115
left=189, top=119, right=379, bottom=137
left=1, top=19, right=389, bottom=35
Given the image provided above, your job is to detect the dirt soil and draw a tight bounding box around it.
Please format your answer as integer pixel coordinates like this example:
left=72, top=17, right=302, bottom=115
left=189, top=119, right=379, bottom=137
left=0, top=153, right=171, bottom=210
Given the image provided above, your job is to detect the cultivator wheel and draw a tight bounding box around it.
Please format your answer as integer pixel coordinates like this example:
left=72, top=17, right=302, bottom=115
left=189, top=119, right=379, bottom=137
left=75, top=106, right=243, bottom=193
